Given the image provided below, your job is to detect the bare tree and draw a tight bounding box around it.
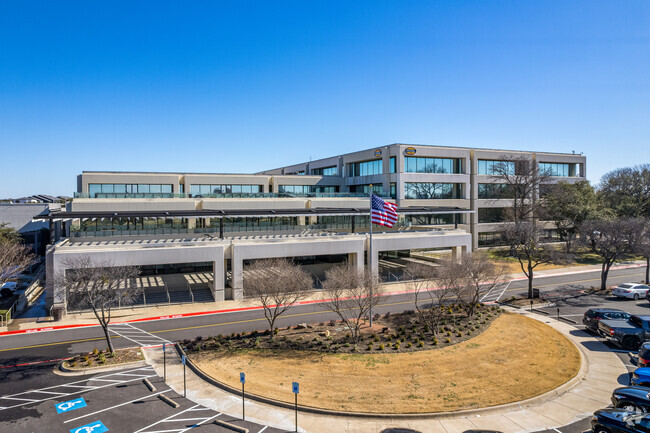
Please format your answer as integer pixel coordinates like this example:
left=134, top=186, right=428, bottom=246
left=243, top=258, right=313, bottom=338
left=57, top=258, right=140, bottom=353
left=405, top=262, right=449, bottom=335
left=322, top=264, right=382, bottom=344
left=579, top=219, right=636, bottom=291
left=452, top=253, right=509, bottom=317
left=500, top=222, right=558, bottom=299
left=490, top=156, right=551, bottom=222
left=0, top=227, right=34, bottom=290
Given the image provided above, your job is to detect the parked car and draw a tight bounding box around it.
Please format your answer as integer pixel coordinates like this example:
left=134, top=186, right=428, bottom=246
left=639, top=344, right=650, bottom=368
left=0, top=282, right=17, bottom=298
left=611, top=386, right=650, bottom=413
left=613, top=283, right=650, bottom=300
left=591, top=408, right=650, bottom=432
left=599, top=315, right=650, bottom=350
left=631, top=368, right=650, bottom=387
left=584, top=308, right=631, bottom=333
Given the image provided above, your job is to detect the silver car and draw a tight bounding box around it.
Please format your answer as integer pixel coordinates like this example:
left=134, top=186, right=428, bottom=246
left=612, top=283, right=650, bottom=300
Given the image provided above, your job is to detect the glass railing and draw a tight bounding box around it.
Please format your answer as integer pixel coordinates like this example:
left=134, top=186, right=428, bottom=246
left=74, top=192, right=389, bottom=199
left=74, top=192, right=189, bottom=199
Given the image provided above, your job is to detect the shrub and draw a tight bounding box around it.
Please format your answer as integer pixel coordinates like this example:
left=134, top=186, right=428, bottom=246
left=398, top=326, right=405, bottom=333
left=407, top=342, right=412, bottom=348
left=394, top=343, right=400, bottom=350
left=273, top=328, right=279, bottom=335
left=367, top=344, right=373, bottom=351
left=92, top=348, right=98, bottom=355
left=196, top=336, right=203, bottom=341
left=445, top=338, right=451, bottom=343
left=70, top=360, right=77, bottom=367
left=457, top=331, right=463, bottom=337
left=378, top=343, right=385, bottom=350
left=373, top=335, right=380, bottom=342
left=418, top=341, right=424, bottom=348
left=446, top=331, right=452, bottom=337
left=432, top=338, right=438, bottom=346
left=329, top=319, right=336, bottom=326
left=98, top=353, right=106, bottom=364
left=423, top=324, right=430, bottom=332
left=344, top=342, right=350, bottom=348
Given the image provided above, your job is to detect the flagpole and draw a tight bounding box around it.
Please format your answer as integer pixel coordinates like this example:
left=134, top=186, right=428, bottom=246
left=368, top=184, right=373, bottom=327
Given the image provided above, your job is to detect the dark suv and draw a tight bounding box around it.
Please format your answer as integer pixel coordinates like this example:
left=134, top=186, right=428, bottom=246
left=583, top=308, right=630, bottom=333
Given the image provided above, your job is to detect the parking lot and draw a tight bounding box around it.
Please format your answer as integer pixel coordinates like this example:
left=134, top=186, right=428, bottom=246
left=0, top=365, right=288, bottom=433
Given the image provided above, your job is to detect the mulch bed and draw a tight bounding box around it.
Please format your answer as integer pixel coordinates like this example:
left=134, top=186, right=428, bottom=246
left=63, top=347, right=144, bottom=369
left=182, top=304, right=502, bottom=355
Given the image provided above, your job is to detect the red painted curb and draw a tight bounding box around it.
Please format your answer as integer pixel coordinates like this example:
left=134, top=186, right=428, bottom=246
left=0, top=263, right=644, bottom=337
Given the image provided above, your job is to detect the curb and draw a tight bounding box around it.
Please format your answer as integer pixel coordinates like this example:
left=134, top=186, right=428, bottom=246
left=173, top=310, right=589, bottom=420
left=2, top=262, right=644, bottom=338
left=54, top=347, right=146, bottom=376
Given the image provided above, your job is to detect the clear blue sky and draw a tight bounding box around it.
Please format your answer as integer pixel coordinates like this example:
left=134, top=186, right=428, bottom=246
left=1, top=1, right=648, bottom=198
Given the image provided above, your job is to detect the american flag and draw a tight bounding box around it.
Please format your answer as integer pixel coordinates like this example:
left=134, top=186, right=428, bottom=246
left=371, top=194, right=398, bottom=227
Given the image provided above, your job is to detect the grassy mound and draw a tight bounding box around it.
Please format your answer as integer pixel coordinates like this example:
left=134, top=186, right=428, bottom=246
left=190, top=312, right=580, bottom=413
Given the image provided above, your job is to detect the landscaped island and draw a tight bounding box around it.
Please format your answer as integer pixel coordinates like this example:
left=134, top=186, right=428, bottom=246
left=184, top=308, right=581, bottom=413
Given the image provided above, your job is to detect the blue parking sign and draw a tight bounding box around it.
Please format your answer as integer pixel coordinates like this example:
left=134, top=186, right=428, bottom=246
left=292, top=382, right=299, bottom=394
left=56, top=397, right=87, bottom=413
left=182, top=355, right=186, bottom=365
left=240, top=372, right=245, bottom=384
left=69, top=420, right=109, bottom=433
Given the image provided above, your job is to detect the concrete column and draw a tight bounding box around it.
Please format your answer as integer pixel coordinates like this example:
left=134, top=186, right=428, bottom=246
left=368, top=238, right=379, bottom=277
left=212, top=260, right=225, bottom=302
left=451, top=246, right=458, bottom=262
left=348, top=252, right=364, bottom=273
left=229, top=247, right=244, bottom=300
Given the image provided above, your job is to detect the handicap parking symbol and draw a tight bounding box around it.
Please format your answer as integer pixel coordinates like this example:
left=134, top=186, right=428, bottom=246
left=56, top=397, right=87, bottom=413
left=69, top=420, right=109, bottom=433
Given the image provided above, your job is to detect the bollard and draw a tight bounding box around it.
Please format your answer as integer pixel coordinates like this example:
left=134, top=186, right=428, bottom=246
left=557, top=307, right=560, bottom=322
left=530, top=300, right=533, bottom=312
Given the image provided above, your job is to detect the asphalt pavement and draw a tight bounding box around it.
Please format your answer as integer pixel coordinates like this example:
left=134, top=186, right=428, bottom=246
left=0, top=264, right=647, bottom=433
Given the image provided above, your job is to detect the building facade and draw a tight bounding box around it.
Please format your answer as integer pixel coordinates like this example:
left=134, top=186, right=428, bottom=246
left=43, top=144, right=585, bottom=317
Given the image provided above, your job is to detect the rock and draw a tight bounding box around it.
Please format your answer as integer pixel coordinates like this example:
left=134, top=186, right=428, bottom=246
left=296, top=323, right=308, bottom=329
left=319, top=330, right=330, bottom=338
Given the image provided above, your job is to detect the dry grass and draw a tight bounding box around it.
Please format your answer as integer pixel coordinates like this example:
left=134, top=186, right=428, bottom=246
left=191, top=313, right=580, bottom=413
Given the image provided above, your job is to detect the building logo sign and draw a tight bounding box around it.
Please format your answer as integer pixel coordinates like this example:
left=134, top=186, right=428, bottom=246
left=404, top=147, right=417, bottom=155
left=374, top=149, right=382, bottom=157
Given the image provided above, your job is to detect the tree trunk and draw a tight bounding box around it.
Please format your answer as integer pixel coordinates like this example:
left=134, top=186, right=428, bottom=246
left=601, top=261, right=611, bottom=291
left=646, top=257, right=649, bottom=284
left=527, top=262, right=534, bottom=299
left=102, top=323, right=114, bottom=353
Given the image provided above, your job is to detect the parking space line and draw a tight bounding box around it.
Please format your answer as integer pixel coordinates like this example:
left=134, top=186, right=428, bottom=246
left=64, top=390, right=170, bottom=424
left=258, top=427, right=268, bottom=433
left=2, top=397, right=39, bottom=401
left=0, top=373, right=159, bottom=411
left=31, top=390, right=69, bottom=395
left=133, top=404, right=222, bottom=433
left=160, top=418, right=215, bottom=422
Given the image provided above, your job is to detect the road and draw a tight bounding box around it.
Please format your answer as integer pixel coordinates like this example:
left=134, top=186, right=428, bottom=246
left=0, top=264, right=646, bottom=433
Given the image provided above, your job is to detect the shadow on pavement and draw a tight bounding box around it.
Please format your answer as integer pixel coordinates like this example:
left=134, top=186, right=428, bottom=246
left=618, top=372, right=631, bottom=385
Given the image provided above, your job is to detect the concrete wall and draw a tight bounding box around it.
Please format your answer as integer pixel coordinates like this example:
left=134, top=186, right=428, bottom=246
left=49, top=242, right=226, bottom=313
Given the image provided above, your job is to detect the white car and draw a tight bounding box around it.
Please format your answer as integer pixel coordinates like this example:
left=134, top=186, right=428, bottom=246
left=612, top=283, right=650, bottom=300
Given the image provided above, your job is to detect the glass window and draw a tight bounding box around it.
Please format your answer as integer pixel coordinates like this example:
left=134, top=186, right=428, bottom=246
left=478, top=160, right=515, bottom=175
left=403, top=157, right=460, bottom=173
left=390, top=157, right=396, bottom=173
left=404, top=183, right=462, bottom=199
left=149, top=184, right=161, bottom=193
left=88, top=184, right=101, bottom=196
left=348, top=159, right=383, bottom=177
left=478, top=208, right=508, bottom=223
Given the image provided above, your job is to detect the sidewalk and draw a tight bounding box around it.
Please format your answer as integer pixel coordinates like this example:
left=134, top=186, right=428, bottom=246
left=1, top=260, right=645, bottom=335
left=142, top=306, right=629, bottom=433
